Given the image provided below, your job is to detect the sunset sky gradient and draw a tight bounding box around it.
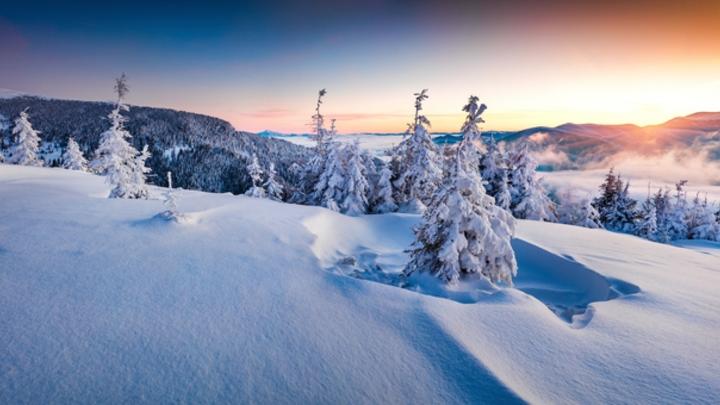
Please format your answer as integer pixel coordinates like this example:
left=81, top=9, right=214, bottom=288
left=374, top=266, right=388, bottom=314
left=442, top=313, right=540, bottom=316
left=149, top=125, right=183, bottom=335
left=1, top=0, right=718, bottom=133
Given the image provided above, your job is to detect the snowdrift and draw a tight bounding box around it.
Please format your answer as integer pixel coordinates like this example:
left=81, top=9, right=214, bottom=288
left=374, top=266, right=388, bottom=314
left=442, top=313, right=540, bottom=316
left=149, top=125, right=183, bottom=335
left=1, top=165, right=719, bottom=404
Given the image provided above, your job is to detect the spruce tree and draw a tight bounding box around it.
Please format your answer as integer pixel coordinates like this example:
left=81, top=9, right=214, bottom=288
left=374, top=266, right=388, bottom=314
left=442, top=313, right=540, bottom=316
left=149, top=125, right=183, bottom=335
left=62, top=138, right=88, bottom=171
left=373, top=164, right=397, bottom=213
left=341, top=140, right=370, bottom=216
left=507, top=141, right=556, bottom=221
left=480, top=134, right=511, bottom=209
left=392, top=89, right=442, bottom=211
left=160, top=171, right=182, bottom=222
left=313, top=141, right=345, bottom=211
left=667, top=181, right=689, bottom=240
left=91, top=74, right=149, bottom=199
left=244, top=154, right=266, bottom=198
left=264, top=162, right=284, bottom=201
left=405, top=147, right=517, bottom=285
left=636, top=198, right=658, bottom=241
left=9, top=109, right=42, bottom=166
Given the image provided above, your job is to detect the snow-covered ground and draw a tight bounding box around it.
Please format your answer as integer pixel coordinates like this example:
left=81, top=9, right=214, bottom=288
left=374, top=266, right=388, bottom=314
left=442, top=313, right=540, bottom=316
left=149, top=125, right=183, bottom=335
left=1, top=164, right=719, bottom=403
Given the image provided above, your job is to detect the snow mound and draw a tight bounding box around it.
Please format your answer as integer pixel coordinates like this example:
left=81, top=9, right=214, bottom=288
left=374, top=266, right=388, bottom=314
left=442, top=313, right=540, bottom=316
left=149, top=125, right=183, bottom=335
left=304, top=209, right=640, bottom=327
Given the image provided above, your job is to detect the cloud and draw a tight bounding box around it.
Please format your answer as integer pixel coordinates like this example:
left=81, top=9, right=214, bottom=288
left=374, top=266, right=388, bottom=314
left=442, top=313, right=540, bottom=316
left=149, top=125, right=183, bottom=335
left=527, top=131, right=549, bottom=143
left=585, top=136, right=720, bottom=186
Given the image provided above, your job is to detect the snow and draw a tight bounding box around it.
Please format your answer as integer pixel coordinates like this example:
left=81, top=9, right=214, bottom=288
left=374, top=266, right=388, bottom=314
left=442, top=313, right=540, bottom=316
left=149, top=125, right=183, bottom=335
left=1, top=164, right=719, bottom=403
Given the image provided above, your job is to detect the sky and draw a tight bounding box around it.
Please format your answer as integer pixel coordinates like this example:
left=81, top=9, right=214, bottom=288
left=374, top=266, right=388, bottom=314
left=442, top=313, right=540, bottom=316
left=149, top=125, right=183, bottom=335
left=1, top=0, right=719, bottom=133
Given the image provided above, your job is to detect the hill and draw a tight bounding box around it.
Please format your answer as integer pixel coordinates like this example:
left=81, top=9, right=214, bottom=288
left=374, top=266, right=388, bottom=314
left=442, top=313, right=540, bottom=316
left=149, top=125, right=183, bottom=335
left=0, top=96, right=310, bottom=194
left=1, top=164, right=719, bottom=403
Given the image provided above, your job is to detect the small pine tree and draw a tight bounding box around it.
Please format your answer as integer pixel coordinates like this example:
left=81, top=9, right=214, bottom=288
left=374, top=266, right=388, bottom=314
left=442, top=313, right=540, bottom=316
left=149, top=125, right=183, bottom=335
left=160, top=171, right=182, bottom=222
left=557, top=191, right=602, bottom=229
left=264, top=162, right=284, bottom=201
left=313, top=141, right=345, bottom=211
left=62, top=138, right=88, bottom=171
left=392, top=89, right=442, bottom=211
left=652, top=188, right=672, bottom=243
left=593, top=170, right=637, bottom=232
left=605, top=180, right=638, bottom=233
left=507, top=141, right=556, bottom=221
left=373, top=164, right=398, bottom=213
left=635, top=198, right=658, bottom=241
left=9, top=109, right=42, bottom=166
left=405, top=148, right=517, bottom=285
left=593, top=168, right=619, bottom=224
left=666, top=180, right=689, bottom=240
left=687, top=194, right=719, bottom=241
left=480, top=134, right=510, bottom=206
left=131, top=144, right=151, bottom=199
left=341, top=140, right=370, bottom=216
left=92, top=74, right=149, bottom=199
left=244, top=154, right=266, bottom=198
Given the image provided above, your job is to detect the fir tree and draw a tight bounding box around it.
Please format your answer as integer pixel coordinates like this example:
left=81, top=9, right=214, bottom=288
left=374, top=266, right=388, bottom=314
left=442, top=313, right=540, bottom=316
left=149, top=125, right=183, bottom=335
left=635, top=198, right=658, bottom=241
left=687, top=194, right=719, bottom=241
left=131, top=144, right=151, bottom=199
left=91, top=74, right=149, bottom=199
left=313, top=141, right=345, bottom=211
left=605, top=180, right=638, bottom=232
left=244, top=154, right=266, bottom=198
left=507, top=141, right=556, bottom=221
left=341, top=140, right=370, bottom=216
left=373, top=164, right=397, bottom=213
left=457, top=96, right=487, bottom=176
left=652, top=188, right=672, bottom=243
left=264, top=162, right=284, bottom=201
left=62, top=138, right=88, bottom=171
left=479, top=134, right=510, bottom=208
left=557, top=191, right=603, bottom=229
left=667, top=180, right=689, bottom=240
left=160, top=171, right=183, bottom=222
left=8, top=108, right=42, bottom=166
left=592, top=169, right=637, bottom=232
left=405, top=147, right=517, bottom=285
left=392, top=89, right=442, bottom=211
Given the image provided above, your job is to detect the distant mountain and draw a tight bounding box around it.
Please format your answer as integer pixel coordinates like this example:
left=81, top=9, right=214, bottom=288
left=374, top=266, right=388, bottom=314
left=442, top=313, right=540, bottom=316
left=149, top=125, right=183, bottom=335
left=0, top=96, right=310, bottom=194
left=483, top=112, right=720, bottom=169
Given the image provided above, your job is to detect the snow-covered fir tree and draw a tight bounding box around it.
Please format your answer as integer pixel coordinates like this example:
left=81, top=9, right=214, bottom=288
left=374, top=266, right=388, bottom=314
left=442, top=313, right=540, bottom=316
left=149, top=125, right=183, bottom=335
left=313, top=140, right=345, bottom=211
left=404, top=146, right=517, bottom=285
left=651, top=188, right=672, bottom=243
left=479, top=134, right=511, bottom=209
left=606, top=180, right=638, bottom=233
left=244, top=154, right=266, bottom=198
left=263, top=162, right=284, bottom=201
left=456, top=96, right=487, bottom=176
left=373, top=164, right=397, bottom=213
left=131, top=144, right=151, bottom=199
left=635, top=197, right=658, bottom=241
left=8, top=109, right=42, bottom=166
left=507, top=141, right=556, bottom=221
left=686, top=193, right=718, bottom=241
left=293, top=89, right=334, bottom=204
left=666, top=181, right=689, bottom=240
left=592, top=169, right=637, bottom=232
left=91, top=74, right=149, bottom=199
left=392, top=89, right=442, bottom=211
left=62, top=138, right=88, bottom=171
left=311, top=89, right=331, bottom=151
left=557, top=191, right=602, bottom=229
left=341, top=140, right=370, bottom=216
left=160, top=171, right=182, bottom=222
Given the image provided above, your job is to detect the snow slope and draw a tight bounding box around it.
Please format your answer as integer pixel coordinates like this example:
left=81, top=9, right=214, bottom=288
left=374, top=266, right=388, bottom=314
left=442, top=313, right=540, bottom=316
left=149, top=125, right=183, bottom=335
left=1, top=165, right=719, bottom=404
